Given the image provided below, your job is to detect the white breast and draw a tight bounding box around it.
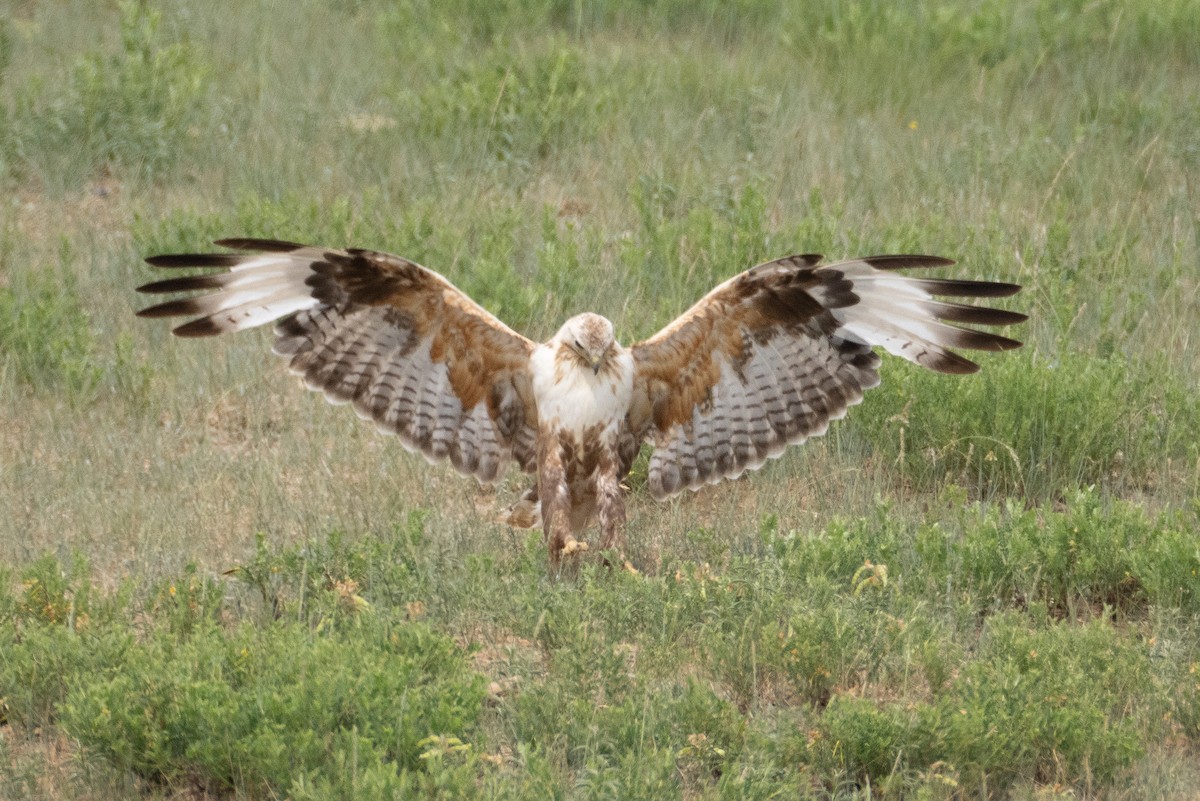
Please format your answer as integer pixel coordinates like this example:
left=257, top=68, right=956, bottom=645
left=530, top=345, right=634, bottom=436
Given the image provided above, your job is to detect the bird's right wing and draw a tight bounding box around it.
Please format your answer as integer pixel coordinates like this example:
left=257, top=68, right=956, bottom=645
left=138, top=239, right=540, bottom=481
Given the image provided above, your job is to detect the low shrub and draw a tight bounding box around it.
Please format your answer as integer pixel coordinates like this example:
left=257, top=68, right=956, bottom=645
left=61, top=616, right=486, bottom=795
left=0, top=551, right=485, bottom=798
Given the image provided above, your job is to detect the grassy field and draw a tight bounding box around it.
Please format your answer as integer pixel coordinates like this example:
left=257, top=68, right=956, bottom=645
left=1, top=0, right=1198, bottom=797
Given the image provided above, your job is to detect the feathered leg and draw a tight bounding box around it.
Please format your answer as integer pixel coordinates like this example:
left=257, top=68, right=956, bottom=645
left=595, top=451, right=626, bottom=556
left=538, top=436, right=586, bottom=569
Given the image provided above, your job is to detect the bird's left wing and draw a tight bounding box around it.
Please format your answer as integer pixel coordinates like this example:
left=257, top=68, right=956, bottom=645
left=628, top=254, right=1026, bottom=499
left=138, top=238, right=539, bottom=481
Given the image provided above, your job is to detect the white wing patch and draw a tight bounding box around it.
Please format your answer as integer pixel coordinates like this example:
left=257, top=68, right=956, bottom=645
left=176, top=255, right=320, bottom=335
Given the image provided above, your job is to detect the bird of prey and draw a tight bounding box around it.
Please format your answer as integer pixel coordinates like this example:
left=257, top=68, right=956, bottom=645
left=138, top=239, right=1025, bottom=565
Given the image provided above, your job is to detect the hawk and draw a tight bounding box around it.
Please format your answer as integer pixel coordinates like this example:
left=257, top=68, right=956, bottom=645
left=137, top=239, right=1025, bottom=565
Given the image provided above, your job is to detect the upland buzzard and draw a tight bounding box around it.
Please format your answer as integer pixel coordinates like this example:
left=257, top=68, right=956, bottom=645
left=138, top=240, right=1025, bottom=564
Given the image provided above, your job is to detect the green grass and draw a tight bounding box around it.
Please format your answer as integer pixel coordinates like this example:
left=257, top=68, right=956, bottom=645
left=4, top=501, right=1199, bottom=798
left=1, top=0, right=1198, bottom=798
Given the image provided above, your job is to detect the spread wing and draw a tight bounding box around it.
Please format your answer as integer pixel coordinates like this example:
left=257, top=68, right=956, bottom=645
left=628, top=254, right=1026, bottom=499
left=137, top=238, right=539, bottom=482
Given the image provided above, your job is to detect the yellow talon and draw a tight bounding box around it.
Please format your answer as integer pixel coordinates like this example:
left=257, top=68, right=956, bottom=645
left=562, top=537, right=589, bottom=556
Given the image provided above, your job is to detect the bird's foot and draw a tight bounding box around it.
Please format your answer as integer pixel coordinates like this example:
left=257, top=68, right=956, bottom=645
left=561, top=536, right=589, bottom=556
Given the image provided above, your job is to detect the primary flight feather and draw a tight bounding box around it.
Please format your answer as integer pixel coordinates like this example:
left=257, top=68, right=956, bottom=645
left=138, top=239, right=1025, bottom=565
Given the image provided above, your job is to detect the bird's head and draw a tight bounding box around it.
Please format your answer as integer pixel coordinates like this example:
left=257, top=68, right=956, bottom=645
left=555, top=313, right=618, bottom=375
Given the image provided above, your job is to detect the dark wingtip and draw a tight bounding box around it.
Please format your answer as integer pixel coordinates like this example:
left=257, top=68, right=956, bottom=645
left=929, top=303, right=1029, bottom=327
left=927, top=337, right=1024, bottom=374
left=172, top=317, right=224, bottom=337
left=136, top=303, right=175, bottom=318
left=137, top=275, right=226, bottom=294
left=144, top=239, right=305, bottom=268
left=969, top=308, right=1028, bottom=326
left=915, top=278, right=1024, bottom=298
left=214, top=237, right=306, bottom=252
left=864, top=254, right=957, bottom=270
left=991, top=336, right=1024, bottom=351
left=976, top=282, right=1022, bottom=298
left=963, top=331, right=1024, bottom=352
left=941, top=359, right=982, bottom=375
left=136, top=298, right=208, bottom=319
left=145, top=253, right=245, bottom=269
left=925, top=349, right=982, bottom=374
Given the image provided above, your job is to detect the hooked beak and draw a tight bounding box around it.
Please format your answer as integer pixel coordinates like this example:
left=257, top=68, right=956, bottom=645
left=590, top=355, right=602, bottom=375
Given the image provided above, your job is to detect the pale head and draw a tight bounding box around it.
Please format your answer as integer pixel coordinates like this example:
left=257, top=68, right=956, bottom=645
left=554, top=313, right=620, bottom=375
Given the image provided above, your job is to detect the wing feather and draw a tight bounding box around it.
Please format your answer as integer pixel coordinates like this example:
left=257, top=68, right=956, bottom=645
left=630, top=254, right=1025, bottom=499
left=137, top=239, right=539, bottom=480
